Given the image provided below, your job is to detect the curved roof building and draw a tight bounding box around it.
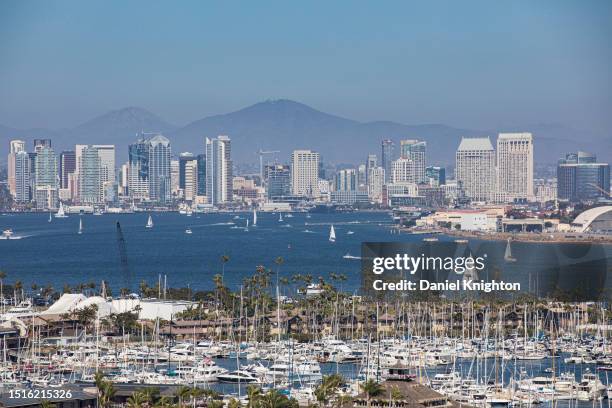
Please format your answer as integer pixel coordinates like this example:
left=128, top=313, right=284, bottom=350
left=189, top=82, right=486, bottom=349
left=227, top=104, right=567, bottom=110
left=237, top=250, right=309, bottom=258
left=571, top=206, right=612, bottom=233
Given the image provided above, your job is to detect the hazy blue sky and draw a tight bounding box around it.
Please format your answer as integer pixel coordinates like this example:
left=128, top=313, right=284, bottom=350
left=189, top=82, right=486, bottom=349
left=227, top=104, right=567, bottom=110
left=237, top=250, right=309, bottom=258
left=1, top=0, right=611, bottom=134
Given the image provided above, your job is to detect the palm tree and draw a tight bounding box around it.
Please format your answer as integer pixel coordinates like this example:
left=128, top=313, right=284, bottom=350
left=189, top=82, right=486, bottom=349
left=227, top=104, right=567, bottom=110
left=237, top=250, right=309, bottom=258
left=227, top=398, right=242, bottom=408
left=246, top=385, right=262, bottom=408
left=221, top=254, right=230, bottom=285
left=361, top=379, right=384, bottom=408
left=40, top=400, right=56, bottom=408
left=126, top=390, right=147, bottom=408
left=174, top=385, right=192, bottom=408
left=390, top=386, right=403, bottom=407
left=14, top=280, right=22, bottom=303
left=99, top=381, right=116, bottom=408
left=314, top=374, right=343, bottom=407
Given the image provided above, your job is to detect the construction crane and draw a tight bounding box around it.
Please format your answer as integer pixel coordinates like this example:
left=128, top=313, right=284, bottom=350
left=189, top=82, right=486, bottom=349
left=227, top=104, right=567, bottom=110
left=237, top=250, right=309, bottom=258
left=587, top=183, right=611, bottom=198
left=257, top=149, right=280, bottom=185
left=116, top=222, right=131, bottom=296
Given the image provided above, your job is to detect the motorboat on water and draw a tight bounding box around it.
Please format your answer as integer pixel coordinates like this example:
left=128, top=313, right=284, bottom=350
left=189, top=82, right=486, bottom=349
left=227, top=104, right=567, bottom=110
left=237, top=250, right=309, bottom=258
left=185, top=228, right=193, bottom=234
left=1, top=229, right=14, bottom=239
left=217, top=369, right=260, bottom=384
left=343, top=253, right=361, bottom=260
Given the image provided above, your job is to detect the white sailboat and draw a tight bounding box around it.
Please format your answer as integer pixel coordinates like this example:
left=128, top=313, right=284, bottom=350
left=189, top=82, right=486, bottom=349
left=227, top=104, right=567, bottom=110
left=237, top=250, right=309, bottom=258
left=55, top=202, right=68, bottom=218
left=146, top=214, right=154, bottom=229
left=245, top=219, right=249, bottom=231
left=329, top=225, right=336, bottom=242
left=78, top=217, right=83, bottom=235
left=253, top=209, right=257, bottom=226
left=48, top=211, right=52, bottom=223
left=278, top=213, right=283, bottom=222
left=504, top=238, right=517, bottom=262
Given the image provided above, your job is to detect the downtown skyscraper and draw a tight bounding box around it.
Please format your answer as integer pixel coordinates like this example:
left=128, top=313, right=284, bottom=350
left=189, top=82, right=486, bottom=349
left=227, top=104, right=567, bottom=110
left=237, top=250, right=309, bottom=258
left=205, top=135, right=232, bottom=205
left=456, top=137, right=495, bottom=202
left=291, top=149, right=320, bottom=198
left=381, top=139, right=394, bottom=183
left=7, top=139, right=25, bottom=197
left=496, top=133, right=534, bottom=202
left=147, top=135, right=172, bottom=203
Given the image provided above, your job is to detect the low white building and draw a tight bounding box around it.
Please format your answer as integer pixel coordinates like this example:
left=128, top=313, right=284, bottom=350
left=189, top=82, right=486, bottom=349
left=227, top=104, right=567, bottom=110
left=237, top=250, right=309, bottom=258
left=112, top=298, right=195, bottom=320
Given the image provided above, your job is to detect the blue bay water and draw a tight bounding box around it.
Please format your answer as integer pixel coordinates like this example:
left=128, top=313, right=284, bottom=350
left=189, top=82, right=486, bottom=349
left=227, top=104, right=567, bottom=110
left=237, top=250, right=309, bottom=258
left=0, top=211, right=403, bottom=292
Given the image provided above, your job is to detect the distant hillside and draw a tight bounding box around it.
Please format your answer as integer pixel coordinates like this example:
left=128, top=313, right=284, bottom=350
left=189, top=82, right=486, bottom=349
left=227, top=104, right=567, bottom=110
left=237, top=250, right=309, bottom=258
left=1, top=100, right=609, bottom=166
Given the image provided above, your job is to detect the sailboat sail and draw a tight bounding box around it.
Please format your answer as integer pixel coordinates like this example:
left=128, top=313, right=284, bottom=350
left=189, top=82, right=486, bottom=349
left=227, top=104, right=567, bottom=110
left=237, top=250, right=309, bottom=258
left=246, top=219, right=249, bottom=229
left=146, top=215, right=154, bottom=228
left=78, top=218, right=83, bottom=234
left=329, top=225, right=336, bottom=242
left=253, top=209, right=257, bottom=226
left=55, top=202, right=67, bottom=218
left=504, top=238, right=517, bottom=262
left=48, top=211, right=52, bottom=222
left=279, top=213, right=283, bottom=222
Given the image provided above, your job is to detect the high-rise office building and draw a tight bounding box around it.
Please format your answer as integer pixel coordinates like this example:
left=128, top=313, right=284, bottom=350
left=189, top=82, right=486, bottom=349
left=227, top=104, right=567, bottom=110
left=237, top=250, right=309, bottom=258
left=496, top=133, right=534, bottom=201
left=93, top=145, right=115, bottom=202
left=557, top=151, right=610, bottom=202
left=206, top=135, right=232, bottom=205
left=357, top=164, right=367, bottom=191
left=33, top=139, right=51, bottom=152
left=128, top=138, right=149, bottom=200
left=184, top=159, right=198, bottom=202
left=7, top=140, right=25, bottom=196
left=368, top=166, right=385, bottom=203
left=196, top=154, right=206, bottom=196
left=59, top=151, right=76, bottom=189
left=425, top=166, right=446, bottom=187
left=148, top=134, right=172, bottom=203
left=14, top=151, right=30, bottom=203
left=119, top=163, right=129, bottom=197
left=34, top=146, right=58, bottom=209
left=265, top=164, right=291, bottom=200
left=455, top=137, right=495, bottom=202
left=170, top=159, right=180, bottom=195
left=79, top=146, right=102, bottom=204
left=366, top=154, right=377, bottom=184
left=178, top=152, right=195, bottom=190
left=391, top=158, right=419, bottom=184
left=291, top=150, right=320, bottom=197
left=400, top=139, right=427, bottom=183
left=335, top=169, right=357, bottom=192
left=34, top=146, right=57, bottom=188
left=381, top=140, right=394, bottom=183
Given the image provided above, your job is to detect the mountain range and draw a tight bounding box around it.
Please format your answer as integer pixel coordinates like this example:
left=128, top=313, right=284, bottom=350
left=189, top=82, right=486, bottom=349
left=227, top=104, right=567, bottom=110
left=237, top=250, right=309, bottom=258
left=1, top=99, right=610, bottom=166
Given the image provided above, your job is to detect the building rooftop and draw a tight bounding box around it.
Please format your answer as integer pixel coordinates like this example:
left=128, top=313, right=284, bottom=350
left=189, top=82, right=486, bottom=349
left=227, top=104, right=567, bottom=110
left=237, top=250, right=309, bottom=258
left=457, top=137, right=493, bottom=151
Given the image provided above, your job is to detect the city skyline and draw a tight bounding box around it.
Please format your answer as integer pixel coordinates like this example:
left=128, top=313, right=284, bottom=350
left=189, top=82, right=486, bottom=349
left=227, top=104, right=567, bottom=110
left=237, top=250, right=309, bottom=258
left=4, top=128, right=610, bottom=210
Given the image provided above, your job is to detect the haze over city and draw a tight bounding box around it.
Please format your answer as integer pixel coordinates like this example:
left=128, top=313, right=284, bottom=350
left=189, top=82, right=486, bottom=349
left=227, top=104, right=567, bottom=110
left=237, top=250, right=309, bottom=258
left=1, top=0, right=611, bottom=139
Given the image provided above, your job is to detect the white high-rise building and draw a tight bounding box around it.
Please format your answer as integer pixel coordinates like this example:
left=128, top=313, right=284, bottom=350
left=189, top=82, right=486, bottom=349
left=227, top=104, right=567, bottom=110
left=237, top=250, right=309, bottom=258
left=93, top=145, right=116, bottom=202
left=14, top=150, right=30, bottom=203
left=170, top=159, right=180, bottom=195
left=205, top=135, right=232, bottom=205
left=291, top=150, right=320, bottom=197
left=7, top=140, right=25, bottom=197
left=184, top=159, right=198, bottom=202
left=456, top=137, right=496, bottom=202
left=368, top=166, right=385, bottom=203
left=496, top=132, right=534, bottom=202
left=400, top=139, right=426, bottom=183
left=392, top=157, right=419, bottom=184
